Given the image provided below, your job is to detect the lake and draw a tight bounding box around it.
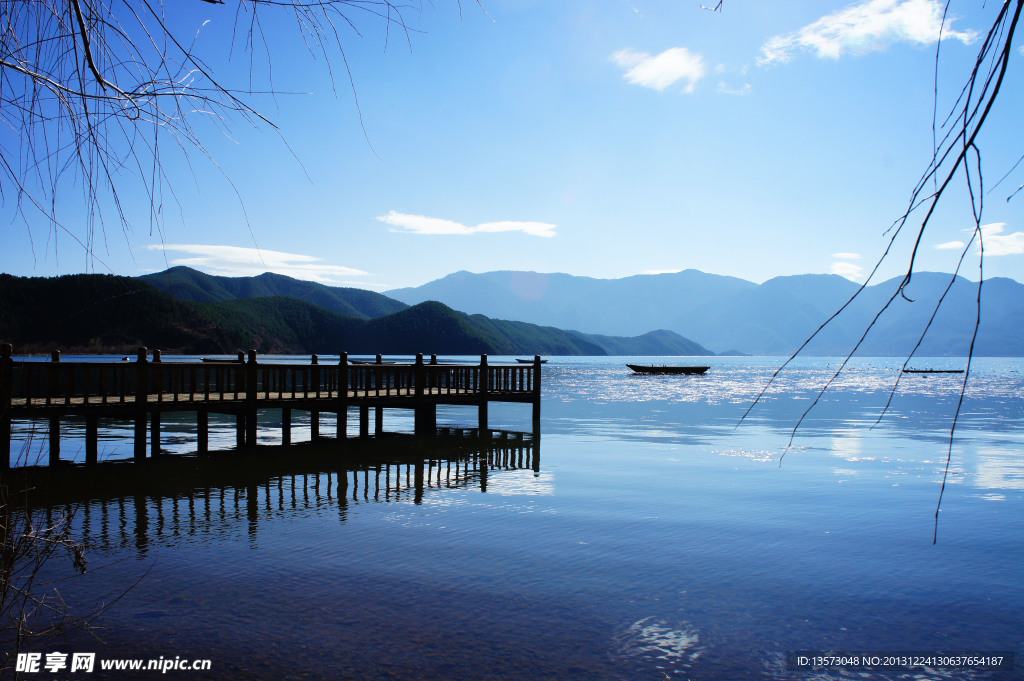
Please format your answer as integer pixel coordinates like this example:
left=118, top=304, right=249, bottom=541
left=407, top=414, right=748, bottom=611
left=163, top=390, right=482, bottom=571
left=9, top=356, right=1023, bottom=680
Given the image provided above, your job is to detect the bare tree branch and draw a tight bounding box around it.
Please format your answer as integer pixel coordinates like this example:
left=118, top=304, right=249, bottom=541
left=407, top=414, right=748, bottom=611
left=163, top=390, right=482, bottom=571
left=1, top=0, right=476, bottom=267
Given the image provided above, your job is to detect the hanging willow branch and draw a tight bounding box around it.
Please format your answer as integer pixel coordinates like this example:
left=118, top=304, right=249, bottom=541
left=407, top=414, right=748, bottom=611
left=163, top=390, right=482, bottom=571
left=737, top=0, right=1023, bottom=542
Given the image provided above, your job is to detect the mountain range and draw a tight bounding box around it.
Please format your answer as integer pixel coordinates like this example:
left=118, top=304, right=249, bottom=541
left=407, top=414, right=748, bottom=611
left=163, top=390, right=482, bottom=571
left=0, top=270, right=710, bottom=356
left=387, top=269, right=1024, bottom=356
left=4, top=265, right=1017, bottom=356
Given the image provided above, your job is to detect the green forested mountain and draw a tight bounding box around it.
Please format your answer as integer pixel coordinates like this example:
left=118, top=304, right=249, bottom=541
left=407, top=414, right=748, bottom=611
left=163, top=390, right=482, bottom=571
left=0, top=273, right=710, bottom=355
left=139, top=266, right=406, bottom=319
left=0, top=273, right=237, bottom=353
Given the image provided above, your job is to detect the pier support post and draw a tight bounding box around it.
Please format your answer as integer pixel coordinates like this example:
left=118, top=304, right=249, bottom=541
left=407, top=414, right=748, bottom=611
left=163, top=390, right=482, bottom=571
left=359, top=406, right=369, bottom=438
left=281, top=408, right=291, bottom=446
left=1, top=344, right=13, bottom=470
left=414, top=404, right=436, bottom=436
left=86, top=416, right=98, bottom=465
left=245, top=350, right=258, bottom=448
left=134, top=347, right=148, bottom=462
left=197, top=411, right=209, bottom=455
left=375, top=407, right=383, bottom=436
left=150, top=412, right=161, bottom=458
left=236, top=414, right=245, bottom=449
left=49, top=416, right=60, bottom=466
left=478, top=354, right=489, bottom=432
left=311, top=409, right=320, bottom=441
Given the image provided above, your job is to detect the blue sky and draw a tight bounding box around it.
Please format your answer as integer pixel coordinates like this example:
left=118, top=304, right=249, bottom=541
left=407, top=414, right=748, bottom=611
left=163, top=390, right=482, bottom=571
left=3, top=0, right=1023, bottom=290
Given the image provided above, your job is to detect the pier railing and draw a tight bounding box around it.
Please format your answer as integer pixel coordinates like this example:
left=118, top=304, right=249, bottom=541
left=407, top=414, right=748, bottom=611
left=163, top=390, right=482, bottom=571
left=3, top=349, right=538, bottom=408
left=1, top=345, right=542, bottom=468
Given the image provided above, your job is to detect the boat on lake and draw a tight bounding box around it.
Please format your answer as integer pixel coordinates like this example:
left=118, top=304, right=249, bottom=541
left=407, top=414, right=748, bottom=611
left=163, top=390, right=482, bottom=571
left=516, top=358, right=547, bottom=364
left=902, top=368, right=964, bottom=374
left=627, top=364, right=709, bottom=375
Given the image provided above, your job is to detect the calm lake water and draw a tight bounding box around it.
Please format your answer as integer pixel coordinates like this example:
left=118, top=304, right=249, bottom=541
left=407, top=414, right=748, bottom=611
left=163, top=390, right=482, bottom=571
left=11, top=356, right=1024, bottom=680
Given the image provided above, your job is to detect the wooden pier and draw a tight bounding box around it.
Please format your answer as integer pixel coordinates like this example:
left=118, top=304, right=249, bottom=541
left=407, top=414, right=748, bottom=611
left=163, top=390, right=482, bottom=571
left=0, top=345, right=542, bottom=469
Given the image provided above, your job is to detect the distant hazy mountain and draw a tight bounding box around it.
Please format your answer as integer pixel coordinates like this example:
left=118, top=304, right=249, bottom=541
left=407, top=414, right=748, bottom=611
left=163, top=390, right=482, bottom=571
left=387, top=269, right=1024, bottom=356
left=0, top=273, right=710, bottom=356
left=140, top=266, right=407, bottom=319
left=387, top=269, right=756, bottom=336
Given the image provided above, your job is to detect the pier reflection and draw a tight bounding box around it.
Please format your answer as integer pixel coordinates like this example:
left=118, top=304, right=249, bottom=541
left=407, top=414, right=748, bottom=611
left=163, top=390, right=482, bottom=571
left=24, top=429, right=540, bottom=553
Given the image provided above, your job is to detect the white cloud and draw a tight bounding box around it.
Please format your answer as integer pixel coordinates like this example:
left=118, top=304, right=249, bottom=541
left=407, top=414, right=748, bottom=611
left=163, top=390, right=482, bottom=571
left=980, top=223, right=1024, bottom=256
left=758, top=0, right=978, bottom=66
left=147, top=244, right=368, bottom=284
left=717, top=81, right=752, bottom=96
left=934, top=223, right=1024, bottom=256
left=611, top=47, right=706, bottom=93
left=377, top=211, right=556, bottom=238
left=831, top=260, right=864, bottom=281
left=832, top=252, right=862, bottom=260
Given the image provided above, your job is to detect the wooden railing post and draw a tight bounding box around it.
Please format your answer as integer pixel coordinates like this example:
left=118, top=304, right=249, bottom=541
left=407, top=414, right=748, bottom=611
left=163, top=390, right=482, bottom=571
left=414, top=353, right=424, bottom=401
left=134, top=346, right=148, bottom=461
left=478, top=354, right=489, bottom=432
left=337, top=352, right=348, bottom=440
left=414, top=353, right=435, bottom=435
left=48, top=350, right=62, bottom=465
left=532, top=354, right=542, bottom=428
left=234, top=351, right=246, bottom=448
left=310, top=353, right=320, bottom=440
left=151, top=349, right=162, bottom=457
left=245, top=349, right=258, bottom=447
left=373, top=354, right=383, bottom=435
left=1, top=343, right=12, bottom=470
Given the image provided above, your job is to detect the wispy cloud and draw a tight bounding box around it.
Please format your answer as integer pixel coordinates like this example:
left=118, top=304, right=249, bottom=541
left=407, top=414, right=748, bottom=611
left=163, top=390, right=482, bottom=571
left=831, top=252, right=863, bottom=281
left=377, top=211, right=556, bottom=238
left=758, top=0, right=978, bottom=66
left=936, top=223, right=1024, bottom=256
left=147, top=244, right=368, bottom=284
left=717, top=81, right=752, bottom=96
left=611, top=47, right=706, bottom=93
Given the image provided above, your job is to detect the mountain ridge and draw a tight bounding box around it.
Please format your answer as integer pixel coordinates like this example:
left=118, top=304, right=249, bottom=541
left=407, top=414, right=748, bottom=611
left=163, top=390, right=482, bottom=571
left=387, top=269, right=1024, bottom=356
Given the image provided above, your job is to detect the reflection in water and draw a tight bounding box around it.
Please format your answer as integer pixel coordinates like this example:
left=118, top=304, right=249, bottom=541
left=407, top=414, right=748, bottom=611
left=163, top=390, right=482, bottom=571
left=972, top=448, right=1024, bottom=491
left=11, top=358, right=1022, bottom=681
left=38, top=431, right=541, bottom=554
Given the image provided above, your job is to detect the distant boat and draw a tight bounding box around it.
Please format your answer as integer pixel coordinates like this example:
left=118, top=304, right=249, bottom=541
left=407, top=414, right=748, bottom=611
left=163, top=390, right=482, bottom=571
left=902, top=368, right=964, bottom=374
left=516, top=358, right=547, bottom=364
left=627, top=364, right=709, bottom=375
left=201, top=357, right=240, bottom=363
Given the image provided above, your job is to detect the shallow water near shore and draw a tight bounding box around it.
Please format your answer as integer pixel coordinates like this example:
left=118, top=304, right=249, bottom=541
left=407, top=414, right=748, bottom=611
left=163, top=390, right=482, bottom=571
left=13, top=356, right=1024, bottom=680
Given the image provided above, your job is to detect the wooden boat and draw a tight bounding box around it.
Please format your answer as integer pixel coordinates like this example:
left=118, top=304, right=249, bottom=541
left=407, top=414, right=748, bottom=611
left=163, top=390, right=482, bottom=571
left=627, top=364, right=709, bottom=375
left=516, top=358, right=547, bottom=364
left=902, top=368, right=964, bottom=374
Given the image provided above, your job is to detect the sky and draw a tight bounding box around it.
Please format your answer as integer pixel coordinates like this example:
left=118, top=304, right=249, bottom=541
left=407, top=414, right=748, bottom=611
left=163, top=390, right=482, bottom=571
left=3, top=0, right=1023, bottom=291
